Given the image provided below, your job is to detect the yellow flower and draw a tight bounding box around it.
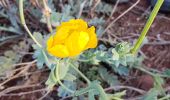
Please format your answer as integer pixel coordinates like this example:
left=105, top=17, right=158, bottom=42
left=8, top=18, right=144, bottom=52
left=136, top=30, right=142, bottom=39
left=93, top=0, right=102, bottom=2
left=47, top=19, right=98, bottom=58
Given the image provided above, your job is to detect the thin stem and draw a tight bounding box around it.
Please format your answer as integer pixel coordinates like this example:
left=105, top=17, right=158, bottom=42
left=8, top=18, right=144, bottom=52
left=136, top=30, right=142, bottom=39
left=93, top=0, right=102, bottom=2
left=135, top=67, right=170, bottom=78
left=95, top=84, right=108, bottom=100
left=70, top=63, right=91, bottom=84
left=42, top=50, right=50, bottom=67
left=131, top=0, right=164, bottom=54
left=56, top=60, right=74, bottom=93
left=42, top=0, right=52, bottom=32
left=19, top=0, right=42, bottom=48
left=159, top=95, right=170, bottom=100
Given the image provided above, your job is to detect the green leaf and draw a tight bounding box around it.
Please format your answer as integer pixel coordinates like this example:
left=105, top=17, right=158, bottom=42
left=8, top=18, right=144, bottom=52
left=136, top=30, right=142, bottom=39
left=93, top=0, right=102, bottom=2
left=143, top=88, right=158, bottom=100
left=89, top=17, right=105, bottom=26
left=45, top=67, right=57, bottom=89
left=33, top=46, right=46, bottom=69
left=0, top=50, right=20, bottom=76
left=98, top=67, right=119, bottom=86
left=95, top=2, right=113, bottom=15
left=46, top=59, right=71, bottom=89
left=88, top=91, right=96, bottom=100
left=56, top=60, right=70, bottom=80
left=112, top=49, right=119, bottom=61
left=163, top=69, right=170, bottom=76
left=119, top=56, right=127, bottom=66
left=125, top=54, right=135, bottom=63
left=75, top=86, right=92, bottom=96
left=115, top=42, right=130, bottom=55
left=58, top=81, right=76, bottom=98
left=0, top=26, right=21, bottom=35
left=50, top=12, right=62, bottom=26
left=33, top=32, right=43, bottom=45
left=112, top=66, right=129, bottom=76
left=153, top=75, right=165, bottom=94
left=63, top=73, right=77, bottom=81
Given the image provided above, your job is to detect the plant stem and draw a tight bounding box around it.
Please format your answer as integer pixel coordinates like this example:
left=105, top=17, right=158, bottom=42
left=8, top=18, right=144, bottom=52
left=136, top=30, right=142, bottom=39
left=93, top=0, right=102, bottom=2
left=19, top=0, right=42, bottom=48
left=95, top=84, right=108, bottom=100
left=42, top=50, right=50, bottom=67
left=159, top=95, right=170, bottom=100
left=42, top=0, right=52, bottom=32
left=131, top=0, right=164, bottom=54
left=135, top=67, right=170, bottom=78
left=70, top=63, right=91, bottom=84
left=56, top=60, right=74, bottom=93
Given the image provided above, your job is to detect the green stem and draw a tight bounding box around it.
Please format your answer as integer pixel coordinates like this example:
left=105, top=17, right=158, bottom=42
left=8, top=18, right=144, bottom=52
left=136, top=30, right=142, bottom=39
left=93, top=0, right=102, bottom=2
left=42, top=50, right=50, bottom=67
left=70, top=63, right=91, bottom=84
left=56, top=60, right=74, bottom=93
left=135, top=67, right=170, bottom=78
left=19, top=0, right=42, bottom=48
left=136, top=67, right=155, bottom=76
left=159, top=95, right=170, bottom=100
left=95, top=84, right=108, bottom=100
left=131, top=0, right=164, bottom=54
left=19, top=0, right=51, bottom=69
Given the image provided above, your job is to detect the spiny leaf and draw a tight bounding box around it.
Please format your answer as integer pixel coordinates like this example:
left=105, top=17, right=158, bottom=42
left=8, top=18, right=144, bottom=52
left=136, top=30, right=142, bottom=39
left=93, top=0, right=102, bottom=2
left=112, top=49, right=119, bottom=61
left=33, top=32, right=43, bottom=45
left=98, top=67, right=119, bottom=86
left=89, top=17, right=105, bottom=26
left=95, top=2, right=113, bottom=15
left=58, top=81, right=76, bottom=98
left=112, top=65, right=129, bottom=76
left=32, top=46, right=46, bottom=69
left=143, top=88, right=158, bottom=100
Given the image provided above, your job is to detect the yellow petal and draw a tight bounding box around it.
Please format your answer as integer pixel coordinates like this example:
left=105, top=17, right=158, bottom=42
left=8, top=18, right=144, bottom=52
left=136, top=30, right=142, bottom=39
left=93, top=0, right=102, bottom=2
left=47, top=44, right=69, bottom=58
left=53, top=27, right=69, bottom=44
left=65, top=31, right=81, bottom=56
left=61, top=19, right=88, bottom=31
left=86, top=26, right=98, bottom=48
left=78, top=31, right=89, bottom=50
left=47, top=35, right=54, bottom=50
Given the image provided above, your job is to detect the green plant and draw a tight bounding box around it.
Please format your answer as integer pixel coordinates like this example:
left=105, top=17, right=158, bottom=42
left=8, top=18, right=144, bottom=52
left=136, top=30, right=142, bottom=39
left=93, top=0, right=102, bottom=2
left=18, top=0, right=170, bottom=100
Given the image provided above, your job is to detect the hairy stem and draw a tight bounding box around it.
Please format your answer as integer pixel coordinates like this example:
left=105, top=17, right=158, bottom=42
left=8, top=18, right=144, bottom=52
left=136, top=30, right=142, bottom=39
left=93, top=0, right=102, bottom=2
left=131, top=0, right=164, bottom=54
left=19, top=0, right=42, bottom=48
left=56, top=60, right=74, bottom=93
left=70, top=63, right=91, bottom=84
left=96, top=84, right=108, bottom=100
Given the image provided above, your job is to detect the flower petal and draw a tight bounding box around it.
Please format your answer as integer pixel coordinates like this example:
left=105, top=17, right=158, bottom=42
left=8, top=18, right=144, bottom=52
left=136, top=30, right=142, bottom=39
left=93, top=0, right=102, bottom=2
left=61, top=19, right=88, bottom=31
left=65, top=31, right=81, bottom=56
left=78, top=31, right=89, bottom=50
left=53, top=27, right=69, bottom=44
left=47, top=35, right=54, bottom=50
left=47, top=44, right=69, bottom=58
left=86, top=26, right=98, bottom=48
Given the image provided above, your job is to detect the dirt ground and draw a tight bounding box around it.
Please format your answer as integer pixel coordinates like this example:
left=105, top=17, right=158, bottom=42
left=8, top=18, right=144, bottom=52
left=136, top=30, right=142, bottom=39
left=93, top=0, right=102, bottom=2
left=107, top=0, right=170, bottom=93
left=108, top=0, right=170, bottom=70
left=0, top=0, right=170, bottom=100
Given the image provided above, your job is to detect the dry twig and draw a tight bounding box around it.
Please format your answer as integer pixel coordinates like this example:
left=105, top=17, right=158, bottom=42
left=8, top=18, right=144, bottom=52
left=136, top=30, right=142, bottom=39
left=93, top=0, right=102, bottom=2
left=100, top=0, right=140, bottom=37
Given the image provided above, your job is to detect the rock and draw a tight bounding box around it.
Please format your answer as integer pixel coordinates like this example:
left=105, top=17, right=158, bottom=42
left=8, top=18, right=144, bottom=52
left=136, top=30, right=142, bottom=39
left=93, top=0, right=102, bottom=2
left=138, top=75, right=154, bottom=91
left=150, top=0, right=170, bottom=12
